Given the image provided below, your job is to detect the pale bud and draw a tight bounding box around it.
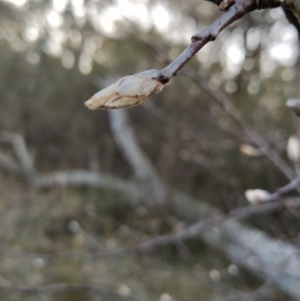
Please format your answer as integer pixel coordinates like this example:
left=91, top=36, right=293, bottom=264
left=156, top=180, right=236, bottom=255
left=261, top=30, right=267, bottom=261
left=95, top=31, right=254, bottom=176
left=227, top=264, right=239, bottom=276
left=160, top=293, right=173, bottom=301
left=286, top=98, right=300, bottom=116
left=239, top=144, right=262, bottom=157
left=244, top=189, right=271, bottom=205
left=85, top=69, right=165, bottom=110
left=118, top=284, right=131, bottom=296
left=209, top=269, right=221, bottom=282
left=287, top=135, right=300, bottom=163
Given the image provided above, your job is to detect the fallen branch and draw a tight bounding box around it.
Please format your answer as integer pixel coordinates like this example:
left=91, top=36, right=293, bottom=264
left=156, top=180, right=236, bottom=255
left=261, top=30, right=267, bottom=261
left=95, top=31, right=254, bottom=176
left=2, top=161, right=300, bottom=300
left=1, top=190, right=300, bottom=298
left=1, top=131, right=300, bottom=298
left=0, top=131, right=36, bottom=179
left=229, top=176, right=300, bottom=219
left=0, top=150, right=19, bottom=173
left=35, top=170, right=143, bottom=201
left=34, top=175, right=300, bottom=299
left=108, top=110, right=168, bottom=205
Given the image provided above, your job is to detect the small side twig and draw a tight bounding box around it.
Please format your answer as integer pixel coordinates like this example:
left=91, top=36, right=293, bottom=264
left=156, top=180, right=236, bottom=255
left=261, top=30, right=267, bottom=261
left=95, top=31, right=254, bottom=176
left=184, top=69, right=296, bottom=180
left=229, top=176, right=300, bottom=219
left=3, top=176, right=300, bottom=263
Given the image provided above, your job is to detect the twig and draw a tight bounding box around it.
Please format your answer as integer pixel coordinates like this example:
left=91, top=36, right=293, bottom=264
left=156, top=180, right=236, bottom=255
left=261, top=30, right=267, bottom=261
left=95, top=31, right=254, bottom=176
left=229, top=176, right=300, bottom=219
left=132, top=176, right=300, bottom=251
left=160, top=0, right=257, bottom=80
left=270, top=176, right=300, bottom=199
left=1, top=131, right=300, bottom=298
left=85, top=0, right=290, bottom=110
left=183, top=69, right=296, bottom=180
left=34, top=170, right=143, bottom=201
left=156, top=0, right=289, bottom=81
left=3, top=177, right=300, bottom=263
left=139, top=33, right=295, bottom=181
left=229, top=197, right=300, bottom=220
left=1, top=181, right=300, bottom=298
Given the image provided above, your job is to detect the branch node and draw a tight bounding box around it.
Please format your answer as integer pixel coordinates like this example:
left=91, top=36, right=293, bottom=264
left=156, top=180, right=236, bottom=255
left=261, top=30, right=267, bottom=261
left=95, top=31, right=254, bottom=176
left=156, top=72, right=170, bottom=84
left=191, top=36, right=201, bottom=43
left=209, top=34, right=217, bottom=41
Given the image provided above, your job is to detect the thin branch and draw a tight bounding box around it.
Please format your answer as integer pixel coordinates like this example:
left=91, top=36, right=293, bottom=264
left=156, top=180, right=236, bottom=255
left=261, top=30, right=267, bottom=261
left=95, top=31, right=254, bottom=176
left=132, top=176, right=300, bottom=251
left=108, top=110, right=168, bottom=205
left=3, top=176, right=300, bottom=262
left=183, top=69, right=296, bottom=180
left=161, top=0, right=257, bottom=80
left=229, top=197, right=300, bottom=220
left=229, top=176, right=300, bottom=220
left=1, top=131, right=300, bottom=298
left=284, top=8, right=300, bottom=38
left=282, top=0, right=300, bottom=27
left=159, top=0, right=292, bottom=81
left=0, top=128, right=298, bottom=220
left=34, top=170, right=143, bottom=201
left=2, top=176, right=300, bottom=298
left=139, top=34, right=295, bottom=181
left=85, top=0, right=290, bottom=109
left=149, top=0, right=296, bottom=82
left=270, top=176, right=300, bottom=199
left=108, top=110, right=155, bottom=180
left=0, top=131, right=144, bottom=200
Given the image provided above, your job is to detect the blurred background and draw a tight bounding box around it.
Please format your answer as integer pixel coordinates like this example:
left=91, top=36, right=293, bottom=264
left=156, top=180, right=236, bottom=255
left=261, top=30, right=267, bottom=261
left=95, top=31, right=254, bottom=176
left=1, top=0, right=300, bottom=300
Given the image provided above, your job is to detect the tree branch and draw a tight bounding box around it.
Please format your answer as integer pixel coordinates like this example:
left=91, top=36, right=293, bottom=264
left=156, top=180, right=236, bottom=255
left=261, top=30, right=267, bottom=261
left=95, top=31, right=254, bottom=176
left=86, top=0, right=300, bottom=110
left=161, top=0, right=256, bottom=79
left=0, top=131, right=36, bottom=179
left=138, top=34, right=295, bottom=181
left=160, top=0, right=298, bottom=81
left=229, top=176, right=300, bottom=219
left=183, top=69, right=296, bottom=180
left=108, top=110, right=168, bottom=205
left=35, top=170, right=143, bottom=201
left=1, top=131, right=300, bottom=298
left=0, top=150, right=19, bottom=173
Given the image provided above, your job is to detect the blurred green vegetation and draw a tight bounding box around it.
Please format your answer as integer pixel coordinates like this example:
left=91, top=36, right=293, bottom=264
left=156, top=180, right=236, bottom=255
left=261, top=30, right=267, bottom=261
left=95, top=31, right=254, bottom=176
left=0, top=0, right=300, bottom=300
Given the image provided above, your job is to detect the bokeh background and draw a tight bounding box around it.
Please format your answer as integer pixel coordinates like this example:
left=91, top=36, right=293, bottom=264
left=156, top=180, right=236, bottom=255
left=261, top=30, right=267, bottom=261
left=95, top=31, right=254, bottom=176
left=1, top=0, right=300, bottom=300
